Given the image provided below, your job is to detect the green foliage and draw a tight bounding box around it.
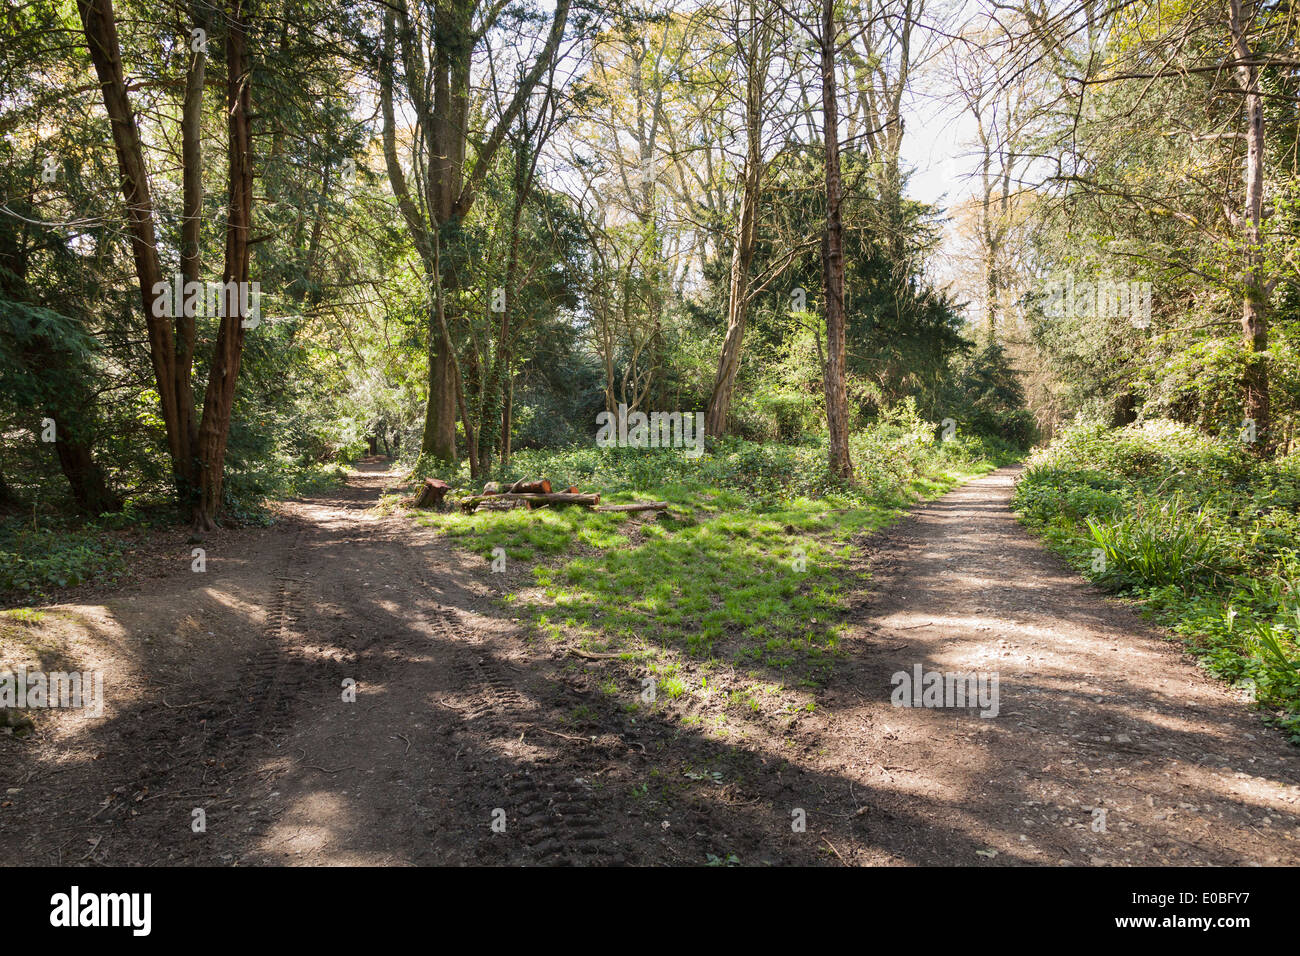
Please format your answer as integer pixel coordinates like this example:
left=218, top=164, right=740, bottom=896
left=1085, top=499, right=1234, bottom=589
left=221, top=459, right=349, bottom=524
left=1014, top=420, right=1300, bottom=740
left=0, top=523, right=126, bottom=599
left=945, top=343, right=1040, bottom=448
left=417, top=404, right=1019, bottom=509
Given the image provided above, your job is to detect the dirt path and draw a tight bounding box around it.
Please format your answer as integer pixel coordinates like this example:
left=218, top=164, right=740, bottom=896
left=2, top=462, right=1297, bottom=865
left=800, top=466, right=1300, bottom=864
left=2, top=461, right=645, bottom=865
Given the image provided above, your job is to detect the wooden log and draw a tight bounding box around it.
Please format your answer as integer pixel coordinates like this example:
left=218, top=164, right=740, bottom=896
left=592, top=502, right=669, bottom=513
left=414, top=478, right=451, bottom=510
left=506, top=478, right=552, bottom=494
left=481, top=479, right=550, bottom=496
left=459, top=492, right=599, bottom=512
left=531, top=491, right=594, bottom=505
left=473, top=498, right=527, bottom=512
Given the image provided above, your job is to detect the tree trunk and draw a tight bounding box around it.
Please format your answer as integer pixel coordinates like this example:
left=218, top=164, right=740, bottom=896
left=820, top=0, right=853, bottom=481
left=50, top=416, right=121, bottom=515
left=480, top=130, right=532, bottom=474
left=81, top=0, right=254, bottom=530
left=501, top=372, right=514, bottom=467
left=705, top=184, right=757, bottom=438
left=421, top=315, right=459, bottom=462
left=1230, top=0, right=1271, bottom=456
left=706, top=1, right=767, bottom=439
left=985, top=252, right=998, bottom=345
left=177, top=27, right=205, bottom=502
left=432, top=231, right=479, bottom=477
left=192, top=0, right=253, bottom=530
left=77, top=0, right=191, bottom=490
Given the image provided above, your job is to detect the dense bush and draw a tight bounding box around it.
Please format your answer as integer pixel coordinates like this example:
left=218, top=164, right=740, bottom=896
left=220, top=459, right=349, bottom=524
left=941, top=342, right=1040, bottom=448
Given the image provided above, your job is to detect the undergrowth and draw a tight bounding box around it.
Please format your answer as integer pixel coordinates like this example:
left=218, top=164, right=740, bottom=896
left=1013, top=419, right=1300, bottom=741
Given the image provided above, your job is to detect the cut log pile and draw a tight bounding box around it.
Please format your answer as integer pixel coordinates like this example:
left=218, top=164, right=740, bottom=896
left=454, top=477, right=669, bottom=516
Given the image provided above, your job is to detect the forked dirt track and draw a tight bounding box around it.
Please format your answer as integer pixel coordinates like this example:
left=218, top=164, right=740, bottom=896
left=2, top=462, right=1297, bottom=865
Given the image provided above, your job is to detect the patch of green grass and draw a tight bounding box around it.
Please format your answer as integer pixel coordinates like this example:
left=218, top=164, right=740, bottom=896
left=660, top=674, right=687, bottom=700
left=727, top=687, right=762, bottom=713
left=569, top=704, right=597, bottom=723
left=498, top=483, right=978, bottom=686
left=0, top=608, right=47, bottom=625
left=413, top=422, right=1012, bottom=702
left=425, top=505, right=628, bottom=563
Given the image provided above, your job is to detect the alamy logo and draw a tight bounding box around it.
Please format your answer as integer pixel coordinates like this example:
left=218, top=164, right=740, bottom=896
left=890, top=664, right=999, bottom=718
left=50, top=886, right=151, bottom=936
left=0, top=668, right=103, bottom=717
left=595, top=404, right=705, bottom=458
left=1042, top=275, right=1152, bottom=328
left=150, top=274, right=263, bottom=328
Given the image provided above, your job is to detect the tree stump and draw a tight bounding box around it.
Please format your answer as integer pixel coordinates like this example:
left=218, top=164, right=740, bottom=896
left=414, top=478, right=451, bottom=510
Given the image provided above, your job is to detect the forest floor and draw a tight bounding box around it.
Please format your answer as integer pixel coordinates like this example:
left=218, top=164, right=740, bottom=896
left=2, top=459, right=1298, bottom=865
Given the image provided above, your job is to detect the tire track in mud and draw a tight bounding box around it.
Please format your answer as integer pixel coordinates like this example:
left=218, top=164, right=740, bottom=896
left=434, top=606, right=623, bottom=865
left=202, top=528, right=314, bottom=759
left=89, top=527, right=315, bottom=835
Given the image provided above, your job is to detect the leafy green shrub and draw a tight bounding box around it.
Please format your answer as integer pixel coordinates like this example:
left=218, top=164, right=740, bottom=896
left=738, top=390, right=820, bottom=443
left=0, top=525, right=126, bottom=598
left=222, top=458, right=348, bottom=524
left=1015, top=467, right=1125, bottom=527
left=1085, top=496, right=1235, bottom=588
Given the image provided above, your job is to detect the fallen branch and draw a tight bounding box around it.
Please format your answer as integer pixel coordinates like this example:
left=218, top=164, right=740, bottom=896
left=822, top=837, right=848, bottom=866
left=460, top=492, right=600, bottom=512
left=529, top=726, right=593, bottom=744
left=160, top=698, right=213, bottom=709
left=592, top=501, right=669, bottom=513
